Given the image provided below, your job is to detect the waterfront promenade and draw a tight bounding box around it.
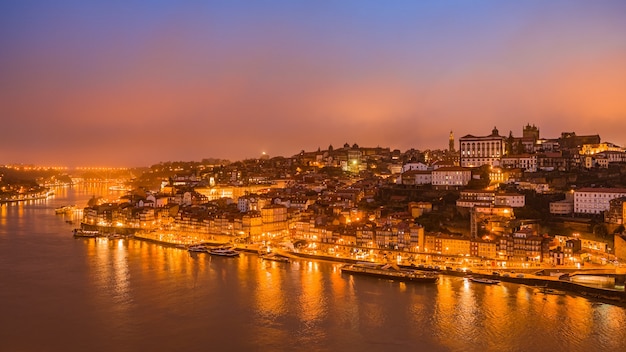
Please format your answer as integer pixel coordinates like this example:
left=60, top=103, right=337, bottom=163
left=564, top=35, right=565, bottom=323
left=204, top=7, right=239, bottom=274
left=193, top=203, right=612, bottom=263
left=112, top=227, right=626, bottom=304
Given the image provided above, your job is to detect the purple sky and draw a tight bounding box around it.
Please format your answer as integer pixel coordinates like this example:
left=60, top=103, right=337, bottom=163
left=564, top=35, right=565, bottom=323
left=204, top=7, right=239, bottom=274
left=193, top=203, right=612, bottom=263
left=1, top=1, right=625, bottom=167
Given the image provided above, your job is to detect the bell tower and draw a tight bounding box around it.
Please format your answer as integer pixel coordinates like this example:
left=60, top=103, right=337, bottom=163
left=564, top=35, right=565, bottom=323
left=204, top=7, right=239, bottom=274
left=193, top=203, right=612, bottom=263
left=449, top=131, right=455, bottom=152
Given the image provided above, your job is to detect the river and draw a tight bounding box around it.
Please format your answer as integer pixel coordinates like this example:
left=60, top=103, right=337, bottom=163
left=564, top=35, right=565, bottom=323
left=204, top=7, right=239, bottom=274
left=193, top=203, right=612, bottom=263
left=1, top=185, right=626, bottom=352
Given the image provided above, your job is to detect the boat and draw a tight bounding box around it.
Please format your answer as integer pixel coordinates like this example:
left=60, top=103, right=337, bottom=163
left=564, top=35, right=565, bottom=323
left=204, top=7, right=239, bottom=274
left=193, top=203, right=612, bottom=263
left=209, top=246, right=240, bottom=257
left=188, top=245, right=209, bottom=253
left=259, top=252, right=290, bottom=263
left=539, top=287, right=566, bottom=296
left=340, top=263, right=438, bottom=283
left=55, top=205, right=76, bottom=214
left=73, top=229, right=100, bottom=238
left=468, top=276, right=501, bottom=285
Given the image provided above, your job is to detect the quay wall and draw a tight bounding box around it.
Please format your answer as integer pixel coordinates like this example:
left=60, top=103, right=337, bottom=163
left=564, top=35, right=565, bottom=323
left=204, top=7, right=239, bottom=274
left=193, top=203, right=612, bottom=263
left=83, top=226, right=626, bottom=306
left=81, top=223, right=140, bottom=236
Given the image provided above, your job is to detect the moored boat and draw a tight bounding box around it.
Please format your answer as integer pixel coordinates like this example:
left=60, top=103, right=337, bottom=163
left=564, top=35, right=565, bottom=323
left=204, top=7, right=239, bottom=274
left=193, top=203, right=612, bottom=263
left=340, top=263, right=438, bottom=283
left=539, top=287, right=566, bottom=295
left=209, top=246, right=240, bottom=257
left=259, top=252, right=290, bottom=263
left=73, top=229, right=100, bottom=238
left=55, top=205, right=76, bottom=214
left=188, top=245, right=209, bottom=253
left=468, top=276, right=501, bottom=285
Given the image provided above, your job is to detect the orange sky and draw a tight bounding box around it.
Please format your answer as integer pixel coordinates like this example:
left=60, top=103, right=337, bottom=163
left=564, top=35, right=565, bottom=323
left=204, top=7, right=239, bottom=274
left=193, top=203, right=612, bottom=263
left=1, top=1, right=625, bottom=166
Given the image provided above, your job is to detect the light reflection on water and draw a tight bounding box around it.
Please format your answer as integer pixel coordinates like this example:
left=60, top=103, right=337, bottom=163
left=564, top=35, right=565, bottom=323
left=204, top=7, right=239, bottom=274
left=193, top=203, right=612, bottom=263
left=1, top=186, right=626, bottom=352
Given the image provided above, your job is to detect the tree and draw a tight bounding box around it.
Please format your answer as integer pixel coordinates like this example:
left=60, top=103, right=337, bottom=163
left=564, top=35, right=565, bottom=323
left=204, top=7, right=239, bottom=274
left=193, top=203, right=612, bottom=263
left=593, top=223, right=609, bottom=239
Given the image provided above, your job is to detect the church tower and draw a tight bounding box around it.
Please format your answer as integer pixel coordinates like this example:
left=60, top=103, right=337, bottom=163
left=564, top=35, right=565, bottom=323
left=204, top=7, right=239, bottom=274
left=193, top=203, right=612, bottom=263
left=449, top=131, right=455, bottom=152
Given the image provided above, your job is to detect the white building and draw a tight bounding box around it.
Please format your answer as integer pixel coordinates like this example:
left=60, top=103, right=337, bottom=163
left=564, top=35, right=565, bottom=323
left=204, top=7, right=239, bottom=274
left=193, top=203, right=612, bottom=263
left=459, top=127, right=506, bottom=167
left=494, top=193, right=526, bottom=207
left=574, top=188, right=626, bottom=214
left=432, top=167, right=471, bottom=190
left=457, top=191, right=525, bottom=208
left=598, top=151, right=626, bottom=163
left=401, top=162, right=428, bottom=172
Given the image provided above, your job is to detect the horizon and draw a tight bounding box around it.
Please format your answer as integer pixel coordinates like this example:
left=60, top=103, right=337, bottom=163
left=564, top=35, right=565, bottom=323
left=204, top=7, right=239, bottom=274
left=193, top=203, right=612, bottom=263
left=0, top=125, right=613, bottom=170
left=1, top=1, right=625, bottom=167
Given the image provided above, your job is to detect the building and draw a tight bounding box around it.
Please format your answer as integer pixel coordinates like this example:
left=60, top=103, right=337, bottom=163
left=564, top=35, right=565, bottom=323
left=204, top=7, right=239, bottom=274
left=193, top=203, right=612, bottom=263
left=237, top=195, right=259, bottom=213
left=424, top=234, right=471, bottom=256
left=459, top=127, right=506, bottom=167
left=494, top=193, right=525, bottom=207
left=401, top=162, right=428, bottom=172
left=488, top=166, right=523, bottom=185
left=574, top=188, right=626, bottom=215
left=470, top=206, right=514, bottom=238
left=550, top=199, right=574, bottom=216
left=431, top=166, right=471, bottom=190
left=470, top=238, right=498, bottom=260
left=596, top=151, right=626, bottom=164
left=408, top=202, right=433, bottom=218
left=457, top=191, right=525, bottom=208
left=500, top=154, right=537, bottom=172
left=605, top=197, right=626, bottom=225
left=615, top=234, right=626, bottom=263
left=498, top=229, right=544, bottom=263
left=580, top=142, right=623, bottom=155
left=399, top=170, right=432, bottom=185
left=261, top=204, right=288, bottom=235
left=559, top=132, right=600, bottom=150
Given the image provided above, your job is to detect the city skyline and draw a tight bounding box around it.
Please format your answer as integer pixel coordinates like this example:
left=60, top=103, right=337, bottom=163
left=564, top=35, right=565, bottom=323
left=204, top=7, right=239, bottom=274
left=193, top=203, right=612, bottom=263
left=1, top=1, right=625, bottom=167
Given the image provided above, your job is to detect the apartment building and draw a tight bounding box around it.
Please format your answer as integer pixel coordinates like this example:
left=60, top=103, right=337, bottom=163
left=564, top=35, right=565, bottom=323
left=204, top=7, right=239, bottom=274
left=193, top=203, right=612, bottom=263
left=574, top=188, right=626, bottom=215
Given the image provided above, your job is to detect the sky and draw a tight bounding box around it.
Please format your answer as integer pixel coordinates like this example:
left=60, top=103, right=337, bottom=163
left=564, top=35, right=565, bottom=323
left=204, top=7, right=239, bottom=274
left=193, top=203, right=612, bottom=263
left=1, top=0, right=625, bottom=167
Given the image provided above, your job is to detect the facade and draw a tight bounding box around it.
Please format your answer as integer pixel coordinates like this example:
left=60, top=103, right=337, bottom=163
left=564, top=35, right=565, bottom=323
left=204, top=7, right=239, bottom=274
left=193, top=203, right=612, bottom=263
left=498, top=230, right=543, bottom=263
left=500, top=154, right=537, bottom=172
left=237, top=195, right=259, bottom=213
left=550, top=199, right=574, bottom=215
left=459, top=127, right=506, bottom=167
left=605, top=197, right=626, bottom=224
left=470, top=239, right=498, bottom=259
left=597, top=151, right=626, bottom=163
left=457, top=191, right=525, bottom=208
left=574, top=188, right=626, bottom=215
left=401, top=162, right=428, bottom=172
left=408, top=202, right=432, bottom=218
left=399, top=170, right=432, bottom=185
left=426, top=234, right=471, bottom=256
left=615, top=234, right=626, bottom=262
left=580, top=142, right=623, bottom=155
left=261, top=204, right=288, bottom=234
left=494, top=193, right=525, bottom=207
left=431, top=166, right=471, bottom=190
left=537, top=152, right=569, bottom=171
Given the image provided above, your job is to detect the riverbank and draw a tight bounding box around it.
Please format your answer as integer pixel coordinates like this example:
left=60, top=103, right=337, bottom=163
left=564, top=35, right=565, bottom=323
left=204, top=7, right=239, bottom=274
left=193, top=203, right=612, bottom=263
left=0, top=191, right=52, bottom=204
left=82, top=225, right=626, bottom=305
